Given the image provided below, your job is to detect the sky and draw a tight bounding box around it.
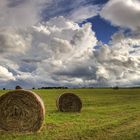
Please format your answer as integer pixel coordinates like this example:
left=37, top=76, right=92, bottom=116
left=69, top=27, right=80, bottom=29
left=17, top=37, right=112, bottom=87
left=0, top=0, right=140, bottom=89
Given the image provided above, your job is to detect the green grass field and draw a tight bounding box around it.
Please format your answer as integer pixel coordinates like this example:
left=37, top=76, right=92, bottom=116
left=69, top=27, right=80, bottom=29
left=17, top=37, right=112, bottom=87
left=0, top=89, right=140, bottom=140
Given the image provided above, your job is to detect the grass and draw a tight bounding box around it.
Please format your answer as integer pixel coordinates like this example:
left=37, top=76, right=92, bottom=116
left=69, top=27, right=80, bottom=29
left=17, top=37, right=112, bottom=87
left=0, top=88, right=140, bottom=140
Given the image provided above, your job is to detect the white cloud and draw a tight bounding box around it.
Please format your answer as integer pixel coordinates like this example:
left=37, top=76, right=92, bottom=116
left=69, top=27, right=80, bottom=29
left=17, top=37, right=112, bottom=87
left=0, top=17, right=97, bottom=88
left=0, top=16, right=140, bottom=88
left=0, top=66, right=15, bottom=82
left=100, top=0, right=140, bottom=30
left=0, top=0, right=47, bottom=27
left=0, top=27, right=31, bottom=54
left=95, top=31, right=140, bottom=86
left=0, top=0, right=100, bottom=28
left=0, top=0, right=100, bottom=27
left=68, top=5, right=100, bottom=22
left=42, top=0, right=100, bottom=22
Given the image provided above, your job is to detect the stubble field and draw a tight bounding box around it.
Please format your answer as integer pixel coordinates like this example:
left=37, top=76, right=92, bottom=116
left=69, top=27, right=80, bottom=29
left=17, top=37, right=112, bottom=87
left=0, top=88, right=140, bottom=140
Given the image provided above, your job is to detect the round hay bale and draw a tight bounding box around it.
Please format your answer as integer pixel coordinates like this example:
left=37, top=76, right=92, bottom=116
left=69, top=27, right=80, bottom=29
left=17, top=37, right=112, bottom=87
left=56, top=93, right=82, bottom=112
left=15, top=85, right=22, bottom=89
left=0, top=89, right=45, bottom=133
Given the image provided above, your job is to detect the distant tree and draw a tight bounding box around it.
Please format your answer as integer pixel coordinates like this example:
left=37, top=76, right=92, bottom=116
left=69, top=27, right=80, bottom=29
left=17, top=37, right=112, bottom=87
left=3, top=88, right=5, bottom=90
left=32, top=87, right=35, bottom=90
left=113, top=86, right=119, bottom=90
left=39, top=86, right=68, bottom=89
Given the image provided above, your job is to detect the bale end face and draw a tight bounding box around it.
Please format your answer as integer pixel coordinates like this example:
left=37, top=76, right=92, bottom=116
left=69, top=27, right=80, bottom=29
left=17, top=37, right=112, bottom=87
left=57, top=93, right=82, bottom=112
left=15, top=85, right=22, bottom=89
left=0, top=89, right=45, bottom=133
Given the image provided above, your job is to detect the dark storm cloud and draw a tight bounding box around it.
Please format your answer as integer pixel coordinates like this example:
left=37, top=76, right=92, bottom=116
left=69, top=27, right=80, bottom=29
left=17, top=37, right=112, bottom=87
left=22, top=59, right=42, bottom=63
left=7, top=0, right=27, bottom=7
left=54, top=66, right=97, bottom=80
left=0, top=34, right=7, bottom=52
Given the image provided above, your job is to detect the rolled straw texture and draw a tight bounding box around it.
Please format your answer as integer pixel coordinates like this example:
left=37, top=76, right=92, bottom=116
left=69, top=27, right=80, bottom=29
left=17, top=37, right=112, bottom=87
left=56, top=93, right=82, bottom=112
left=0, top=89, right=45, bottom=133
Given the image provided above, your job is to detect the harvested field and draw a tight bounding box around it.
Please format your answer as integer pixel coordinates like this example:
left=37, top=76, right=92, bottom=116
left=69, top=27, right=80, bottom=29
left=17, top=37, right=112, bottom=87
left=0, top=88, right=140, bottom=140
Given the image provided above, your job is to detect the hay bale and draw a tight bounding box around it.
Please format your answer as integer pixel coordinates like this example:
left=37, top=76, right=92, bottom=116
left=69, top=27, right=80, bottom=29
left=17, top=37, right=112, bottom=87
left=0, top=89, right=45, bottom=133
left=15, top=85, right=22, bottom=89
left=56, top=93, right=82, bottom=112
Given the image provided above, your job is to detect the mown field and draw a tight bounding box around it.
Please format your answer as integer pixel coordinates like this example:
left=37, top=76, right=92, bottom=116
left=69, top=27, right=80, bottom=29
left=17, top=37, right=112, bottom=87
left=0, top=88, right=140, bottom=140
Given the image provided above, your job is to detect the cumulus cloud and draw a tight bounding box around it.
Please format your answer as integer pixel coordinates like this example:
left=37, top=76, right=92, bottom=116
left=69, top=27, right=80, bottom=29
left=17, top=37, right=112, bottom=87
left=93, top=42, right=140, bottom=87
left=0, top=66, right=15, bottom=82
left=100, top=0, right=140, bottom=86
left=0, top=17, right=97, bottom=88
left=100, top=0, right=140, bottom=30
left=0, top=27, right=31, bottom=54
left=0, top=0, right=140, bottom=88
left=0, top=16, right=140, bottom=88
left=0, top=0, right=47, bottom=27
